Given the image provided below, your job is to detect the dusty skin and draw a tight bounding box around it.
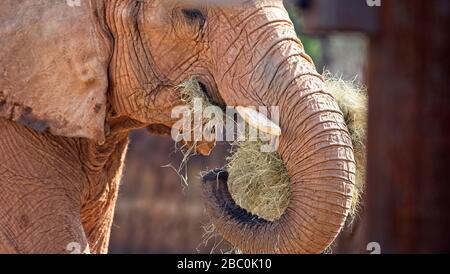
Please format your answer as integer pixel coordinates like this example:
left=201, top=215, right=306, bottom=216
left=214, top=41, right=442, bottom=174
left=0, top=0, right=355, bottom=253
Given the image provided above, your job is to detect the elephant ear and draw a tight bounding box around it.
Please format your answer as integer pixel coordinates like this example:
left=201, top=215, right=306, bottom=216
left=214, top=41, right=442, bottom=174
left=0, top=0, right=111, bottom=143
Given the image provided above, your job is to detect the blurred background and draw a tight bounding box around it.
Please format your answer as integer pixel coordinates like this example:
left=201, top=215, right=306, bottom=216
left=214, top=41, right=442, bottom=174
left=109, top=0, right=450, bottom=253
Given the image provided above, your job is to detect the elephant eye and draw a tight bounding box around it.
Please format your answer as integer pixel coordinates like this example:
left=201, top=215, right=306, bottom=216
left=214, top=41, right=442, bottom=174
left=181, top=8, right=206, bottom=29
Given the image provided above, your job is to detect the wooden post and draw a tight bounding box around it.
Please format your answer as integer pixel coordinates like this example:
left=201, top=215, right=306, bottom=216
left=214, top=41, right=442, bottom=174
left=366, top=0, right=450, bottom=253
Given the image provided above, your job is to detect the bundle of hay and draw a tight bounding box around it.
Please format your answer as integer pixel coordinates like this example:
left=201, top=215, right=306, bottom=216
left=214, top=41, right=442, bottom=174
left=226, top=73, right=368, bottom=221
left=166, top=80, right=215, bottom=187
left=324, top=72, right=368, bottom=216
left=226, top=139, right=291, bottom=221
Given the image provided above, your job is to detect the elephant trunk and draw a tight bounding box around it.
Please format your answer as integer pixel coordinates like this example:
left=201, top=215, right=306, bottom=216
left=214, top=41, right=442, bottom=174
left=202, top=40, right=356, bottom=253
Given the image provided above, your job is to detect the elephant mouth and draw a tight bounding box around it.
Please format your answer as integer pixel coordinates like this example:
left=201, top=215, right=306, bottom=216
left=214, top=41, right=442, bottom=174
left=145, top=77, right=224, bottom=140
left=196, top=78, right=226, bottom=110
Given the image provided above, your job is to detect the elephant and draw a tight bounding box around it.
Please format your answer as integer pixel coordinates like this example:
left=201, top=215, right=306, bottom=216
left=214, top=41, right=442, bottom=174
left=0, top=0, right=355, bottom=254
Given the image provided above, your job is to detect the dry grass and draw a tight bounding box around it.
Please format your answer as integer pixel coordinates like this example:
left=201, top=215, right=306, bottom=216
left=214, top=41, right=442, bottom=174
left=226, top=140, right=290, bottom=221
left=179, top=79, right=213, bottom=110
left=324, top=71, right=368, bottom=216
left=225, top=72, right=368, bottom=221
left=163, top=79, right=214, bottom=186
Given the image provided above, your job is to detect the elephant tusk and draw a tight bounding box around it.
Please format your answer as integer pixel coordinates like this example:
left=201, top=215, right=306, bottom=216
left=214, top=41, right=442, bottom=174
left=236, top=106, right=281, bottom=137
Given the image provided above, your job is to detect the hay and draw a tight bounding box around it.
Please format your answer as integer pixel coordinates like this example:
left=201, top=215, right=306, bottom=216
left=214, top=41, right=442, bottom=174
left=226, top=72, right=368, bottom=221
left=162, top=79, right=214, bottom=187
left=197, top=223, right=242, bottom=254
left=179, top=79, right=213, bottom=109
left=324, top=71, right=368, bottom=216
left=226, top=140, right=290, bottom=221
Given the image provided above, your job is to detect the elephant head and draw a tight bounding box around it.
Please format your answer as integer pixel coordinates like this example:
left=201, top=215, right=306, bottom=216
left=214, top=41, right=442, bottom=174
left=0, top=0, right=355, bottom=253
